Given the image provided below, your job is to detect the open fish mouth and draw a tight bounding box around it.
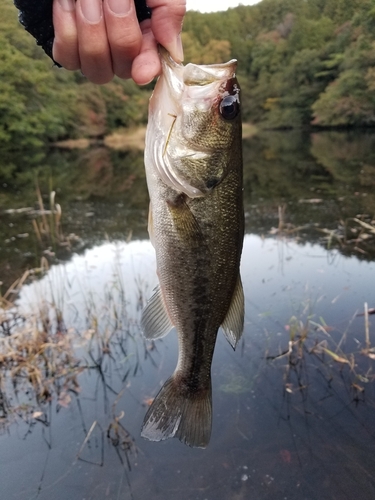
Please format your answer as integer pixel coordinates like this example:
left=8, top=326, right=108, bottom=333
left=160, top=46, right=237, bottom=87
left=152, top=47, right=238, bottom=114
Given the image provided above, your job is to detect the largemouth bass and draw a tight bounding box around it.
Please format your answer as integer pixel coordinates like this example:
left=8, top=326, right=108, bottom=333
left=141, top=48, right=244, bottom=448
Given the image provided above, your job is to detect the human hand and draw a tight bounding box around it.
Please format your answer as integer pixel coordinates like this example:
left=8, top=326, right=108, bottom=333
left=52, top=0, right=185, bottom=85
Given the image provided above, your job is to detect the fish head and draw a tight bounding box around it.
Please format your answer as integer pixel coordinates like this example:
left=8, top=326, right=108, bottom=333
left=146, top=48, right=242, bottom=198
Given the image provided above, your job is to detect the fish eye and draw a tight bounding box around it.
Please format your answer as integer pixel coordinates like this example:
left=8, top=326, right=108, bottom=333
left=219, top=95, right=240, bottom=121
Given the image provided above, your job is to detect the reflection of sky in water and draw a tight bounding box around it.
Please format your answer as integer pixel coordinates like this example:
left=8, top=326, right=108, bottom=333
left=242, top=235, right=375, bottom=330
left=2, top=235, right=375, bottom=500
left=19, top=234, right=374, bottom=327
left=19, top=240, right=158, bottom=331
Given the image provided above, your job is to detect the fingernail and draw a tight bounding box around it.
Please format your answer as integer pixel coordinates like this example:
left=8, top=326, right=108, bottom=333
left=107, top=0, right=131, bottom=15
left=58, top=0, right=75, bottom=12
left=140, top=77, right=156, bottom=86
left=169, top=34, right=184, bottom=63
left=81, top=0, right=102, bottom=23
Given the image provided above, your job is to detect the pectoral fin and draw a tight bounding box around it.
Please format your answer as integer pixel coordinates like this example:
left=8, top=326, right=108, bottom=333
left=167, top=194, right=204, bottom=244
left=221, top=275, right=244, bottom=349
left=141, top=285, right=174, bottom=340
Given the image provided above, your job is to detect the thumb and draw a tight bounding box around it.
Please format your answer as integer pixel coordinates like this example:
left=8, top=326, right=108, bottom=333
left=147, top=0, right=186, bottom=62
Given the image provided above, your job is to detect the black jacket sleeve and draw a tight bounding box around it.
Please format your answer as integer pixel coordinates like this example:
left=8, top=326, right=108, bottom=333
left=13, top=0, right=152, bottom=65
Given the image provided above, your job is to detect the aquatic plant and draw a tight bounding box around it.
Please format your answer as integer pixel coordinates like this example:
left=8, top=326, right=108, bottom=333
left=267, top=301, right=375, bottom=403
left=0, top=245, right=150, bottom=463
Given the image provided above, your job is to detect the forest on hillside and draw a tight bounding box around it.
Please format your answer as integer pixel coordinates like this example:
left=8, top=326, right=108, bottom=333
left=2, top=0, right=375, bottom=147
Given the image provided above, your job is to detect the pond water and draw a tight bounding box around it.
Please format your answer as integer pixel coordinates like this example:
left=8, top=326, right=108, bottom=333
left=1, top=130, right=375, bottom=499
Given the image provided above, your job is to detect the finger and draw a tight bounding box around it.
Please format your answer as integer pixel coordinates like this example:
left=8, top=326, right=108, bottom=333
left=52, top=0, right=80, bottom=70
left=76, top=0, right=114, bottom=84
left=103, top=0, right=143, bottom=80
left=148, top=0, right=185, bottom=62
left=131, top=20, right=160, bottom=85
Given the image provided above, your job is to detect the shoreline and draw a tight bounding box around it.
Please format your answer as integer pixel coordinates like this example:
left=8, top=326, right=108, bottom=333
left=53, top=127, right=147, bottom=151
left=53, top=123, right=258, bottom=151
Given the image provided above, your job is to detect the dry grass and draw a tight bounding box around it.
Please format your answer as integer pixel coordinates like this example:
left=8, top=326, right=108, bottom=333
left=104, top=127, right=146, bottom=150
left=267, top=301, right=375, bottom=400
left=53, top=138, right=91, bottom=149
left=0, top=239, right=151, bottom=455
left=31, top=183, right=82, bottom=253
left=53, top=127, right=147, bottom=151
left=0, top=294, right=81, bottom=426
left=0, top=255, right=81, bottom=427
left=269, top=204, right=375, bottom=258
left=316, top=216, right=375, bottom=255
left=242, top=122, right=258, bottom=139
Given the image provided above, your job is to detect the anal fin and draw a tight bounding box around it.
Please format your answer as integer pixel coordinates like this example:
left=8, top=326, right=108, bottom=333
left=221, top=275, right=244, bottom=349
left=141, top=285, right=174, bottom=340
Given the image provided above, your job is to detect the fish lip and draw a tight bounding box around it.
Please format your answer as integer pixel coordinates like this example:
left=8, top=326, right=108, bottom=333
left=159, top=46, right=182, bottom=70
left=159, top=45, right=238, bottom=77
left=158, top=46, right=185, bottom=101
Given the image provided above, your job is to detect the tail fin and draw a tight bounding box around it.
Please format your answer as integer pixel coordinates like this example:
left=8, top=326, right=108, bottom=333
left=141, top=376, right=212, bottom=448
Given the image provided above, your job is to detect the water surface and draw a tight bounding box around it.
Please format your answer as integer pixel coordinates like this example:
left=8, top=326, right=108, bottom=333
left=1, top=131, right=375, bottom=499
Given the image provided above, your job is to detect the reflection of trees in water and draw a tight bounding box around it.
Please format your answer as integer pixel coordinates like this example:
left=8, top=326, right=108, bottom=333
left=244, top=131, right=375, bottom=261
left=0, top=147, right=148, bottom=207
left=0, top=147, right=149, bottom=289
left=2, top=130, right=375, bottom=289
